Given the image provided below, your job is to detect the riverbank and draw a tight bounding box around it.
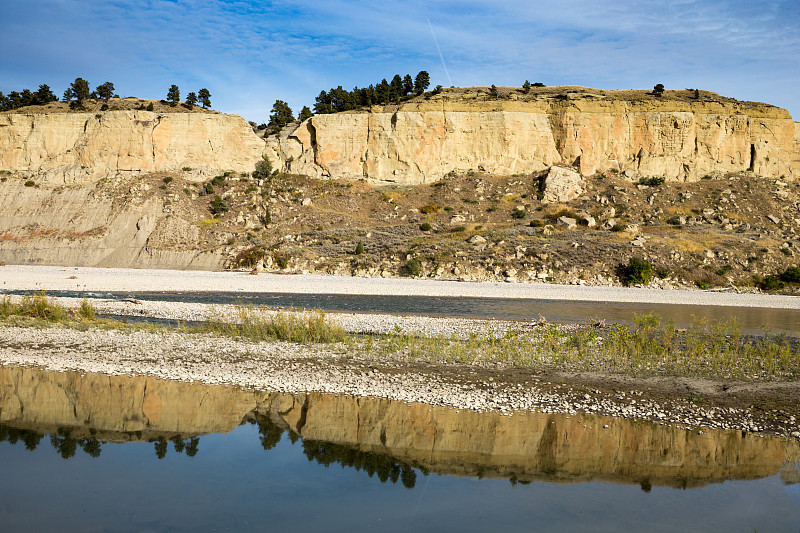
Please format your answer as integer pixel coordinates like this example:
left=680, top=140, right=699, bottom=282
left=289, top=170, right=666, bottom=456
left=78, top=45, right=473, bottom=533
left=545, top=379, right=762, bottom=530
left=1, top=265, right=799, bottom=440
left=3, top=264, right=800, bottom=308
left=0, top=306, right=798, bottom=440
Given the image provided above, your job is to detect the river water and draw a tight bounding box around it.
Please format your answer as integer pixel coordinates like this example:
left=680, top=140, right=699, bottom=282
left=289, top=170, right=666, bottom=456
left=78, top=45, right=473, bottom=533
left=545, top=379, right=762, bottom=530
left=7, top=289, right=800, bottom=333
left=1, top=365, right=798, bottom=531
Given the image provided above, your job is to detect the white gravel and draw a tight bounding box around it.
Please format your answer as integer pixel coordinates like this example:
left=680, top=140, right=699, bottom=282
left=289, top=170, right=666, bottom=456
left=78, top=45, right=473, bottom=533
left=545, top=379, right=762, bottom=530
left=2, top=264, right=799, bottom=309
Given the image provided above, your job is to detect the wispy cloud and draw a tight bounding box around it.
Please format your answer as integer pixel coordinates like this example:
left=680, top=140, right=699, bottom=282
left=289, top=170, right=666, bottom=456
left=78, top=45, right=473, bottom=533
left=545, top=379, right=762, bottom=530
left=0, top=0, right=797, bottom=120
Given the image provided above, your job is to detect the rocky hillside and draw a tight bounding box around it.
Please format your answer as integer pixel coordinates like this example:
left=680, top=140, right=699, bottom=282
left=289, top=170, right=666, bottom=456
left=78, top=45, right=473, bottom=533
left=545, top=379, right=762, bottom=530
left=2, top=164, right=798, bottom=292
left=0, top=87, right=798, bottom=280
left=269, top=86, right=797, bottom=184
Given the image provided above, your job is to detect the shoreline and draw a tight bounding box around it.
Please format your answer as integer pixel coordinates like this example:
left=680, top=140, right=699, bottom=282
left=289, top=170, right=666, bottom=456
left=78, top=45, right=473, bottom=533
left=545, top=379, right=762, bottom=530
left=1, top=322, right=798, bottom=440
left=1, top=264, right=799, bottom=440
left=3, top=264, right=800, bottom=309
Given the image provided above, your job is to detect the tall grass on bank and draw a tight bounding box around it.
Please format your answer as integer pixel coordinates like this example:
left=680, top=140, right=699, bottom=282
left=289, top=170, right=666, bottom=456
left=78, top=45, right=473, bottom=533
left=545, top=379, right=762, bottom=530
left=206, top=306, right=346, bottom=344
left=0, top=294, right=96, bottom=321
left=360, top=314, right=800, bottom=381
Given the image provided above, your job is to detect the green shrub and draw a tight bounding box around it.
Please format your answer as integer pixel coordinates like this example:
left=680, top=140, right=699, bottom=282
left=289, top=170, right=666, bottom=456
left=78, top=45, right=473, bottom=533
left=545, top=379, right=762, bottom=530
left=529, top=219, right=544, bottom=228
left=780, top=266, right=800, bottom=283
left=146, top=102, right=154, bottom=111
left=621, top=257, right=652, bottom=285
left=234, top=246, right=266, bottom=268
left=402, top=259, right=421, bottom=277
left=655, top=267, right=670, bottom=279
left=203, top=182, right=214, bottom=195
left=210, top=175, right=226, bottom=187
left=24, top=180, right=35, bottom=187
left=261, top=208, right=271, bottom=226
left=639, top=176, right=665, bottom=186
left=354, top=241, right=364, bottom=255
left=163, top=176, right=173, bottom=184
left=209, top=195, right=228, bottom=215
left=696, top=281, right=713, bottom=290
left=511, top=208, right=526, bottom=219
left=419, top=222, right=432, bottom=231
left=450, top=226, right=466, bottom=232
left=275, top=255, right=289, bottom=269
left=252, top=156, right=273, bottom=181
left=420, top=204, right=438, bottom=214
left=756, top=275, right=784, bottom=291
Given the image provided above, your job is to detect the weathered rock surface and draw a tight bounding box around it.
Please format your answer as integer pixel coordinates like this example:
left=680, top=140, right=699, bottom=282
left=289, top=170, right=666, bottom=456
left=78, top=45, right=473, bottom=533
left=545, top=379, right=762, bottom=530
left=0, top=110, right=265, bottom=183
left=541, top=166, right=584, bottom=203
left=0, top=178, right=224, bottom=269
left=270, top=92, right=796, bottom=184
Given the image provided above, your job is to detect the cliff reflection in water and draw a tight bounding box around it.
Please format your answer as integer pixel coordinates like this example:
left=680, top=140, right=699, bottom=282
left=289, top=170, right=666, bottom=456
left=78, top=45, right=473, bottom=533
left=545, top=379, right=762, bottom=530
left=1, top=364, right=798, bottom=488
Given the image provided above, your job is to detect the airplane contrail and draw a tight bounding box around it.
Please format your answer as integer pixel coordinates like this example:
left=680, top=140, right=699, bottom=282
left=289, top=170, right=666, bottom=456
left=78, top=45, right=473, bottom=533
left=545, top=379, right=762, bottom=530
left=427, top=17, right=452, bottom=86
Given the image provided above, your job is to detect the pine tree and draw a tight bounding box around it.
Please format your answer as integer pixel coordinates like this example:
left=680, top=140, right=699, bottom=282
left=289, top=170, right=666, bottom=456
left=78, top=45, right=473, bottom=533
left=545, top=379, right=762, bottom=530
left=94, top=81, right=115, bottom=100
left=198, top=88, right=211, bottom=108
left=402, top=74, right=414, bottom=95
left=414, top=71, right=430, bottom=94
left=298, top=106, right=313, bottom=122
left=268, top=100, right=294, bottom=130
left=64, top=78, right=90, bottom=105
left=186, top=92, right=198, bottom=108
left=167, top=85, right=180, bottom=105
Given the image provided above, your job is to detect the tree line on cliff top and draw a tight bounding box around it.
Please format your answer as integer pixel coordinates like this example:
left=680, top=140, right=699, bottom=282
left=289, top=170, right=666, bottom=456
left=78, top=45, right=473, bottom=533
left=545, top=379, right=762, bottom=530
left=263, top=70, right=436, bottom=133
left=0, top=78, right=211, bottom=111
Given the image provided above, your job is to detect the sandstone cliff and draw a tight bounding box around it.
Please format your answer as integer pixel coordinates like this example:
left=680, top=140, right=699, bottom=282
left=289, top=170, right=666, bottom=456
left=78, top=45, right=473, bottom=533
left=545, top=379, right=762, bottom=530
left=2, top=365, right=797, bottom=487
left=270, top=87, right=796, bottom=184
left=0, top=110, right=265, bottom=183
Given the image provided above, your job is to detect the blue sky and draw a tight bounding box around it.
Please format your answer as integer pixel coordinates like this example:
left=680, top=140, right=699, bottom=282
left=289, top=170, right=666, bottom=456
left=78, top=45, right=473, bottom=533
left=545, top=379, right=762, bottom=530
left=1, top=0, right=798, bottom=122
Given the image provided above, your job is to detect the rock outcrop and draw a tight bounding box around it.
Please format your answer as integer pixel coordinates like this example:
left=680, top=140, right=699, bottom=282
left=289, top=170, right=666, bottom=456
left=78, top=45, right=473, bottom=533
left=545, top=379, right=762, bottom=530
left=270, top=89, right=796, bottom=183
left=541, top=166, right=584, bottom=203
left=0, top=110, right=265, bottom=183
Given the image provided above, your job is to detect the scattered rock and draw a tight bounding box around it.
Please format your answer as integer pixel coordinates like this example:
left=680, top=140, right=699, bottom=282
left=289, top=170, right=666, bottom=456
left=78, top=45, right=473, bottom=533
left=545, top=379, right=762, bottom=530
left=541, top=166, right=584, bottom=204
left=557, top=216, right=577, bottom=230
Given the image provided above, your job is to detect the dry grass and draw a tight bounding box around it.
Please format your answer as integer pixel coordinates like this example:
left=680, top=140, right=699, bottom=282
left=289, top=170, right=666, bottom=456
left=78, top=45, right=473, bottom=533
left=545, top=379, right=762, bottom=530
left=355, top=314, right=800, bottom=382
left=206, top=306, right=347, bottom=343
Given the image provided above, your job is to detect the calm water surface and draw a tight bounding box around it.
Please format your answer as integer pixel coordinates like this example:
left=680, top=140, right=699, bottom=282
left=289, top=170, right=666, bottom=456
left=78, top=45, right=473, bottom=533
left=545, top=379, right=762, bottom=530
left=1, top=365, right=799, bottom=531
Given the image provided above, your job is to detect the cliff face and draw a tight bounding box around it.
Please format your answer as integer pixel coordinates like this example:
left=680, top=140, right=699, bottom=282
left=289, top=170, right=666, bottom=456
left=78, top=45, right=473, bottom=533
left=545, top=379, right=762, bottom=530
left=271, top=96, right=796, bottom=184
left=0, top=110, right=265, bottom=183
left=0, top=177, right=225, bottom=269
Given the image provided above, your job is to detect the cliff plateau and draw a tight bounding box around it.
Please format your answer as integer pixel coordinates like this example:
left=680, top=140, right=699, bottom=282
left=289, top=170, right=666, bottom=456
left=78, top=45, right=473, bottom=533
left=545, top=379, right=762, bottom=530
left=271, top=87, right=796, bottom=183
left=0, top=110, right=265, bottom=183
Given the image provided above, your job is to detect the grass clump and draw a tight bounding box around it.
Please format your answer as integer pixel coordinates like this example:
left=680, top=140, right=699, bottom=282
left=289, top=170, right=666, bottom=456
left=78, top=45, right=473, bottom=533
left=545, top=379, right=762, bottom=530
left=207, top=307, right=346, bottom=344
left=0, top=294, right=96, bottom=322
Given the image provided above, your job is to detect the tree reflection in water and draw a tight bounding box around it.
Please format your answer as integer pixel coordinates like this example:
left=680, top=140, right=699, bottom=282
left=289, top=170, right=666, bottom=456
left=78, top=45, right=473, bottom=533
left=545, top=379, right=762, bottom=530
left=0, top=418, right=425, bottom=488
left=249, top=414, right=423, bottom=488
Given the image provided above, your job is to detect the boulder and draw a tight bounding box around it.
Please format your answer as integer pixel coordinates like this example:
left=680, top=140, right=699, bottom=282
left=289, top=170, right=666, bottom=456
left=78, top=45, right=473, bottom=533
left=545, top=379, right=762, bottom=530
left=541, top=167, right=584, bottom=204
